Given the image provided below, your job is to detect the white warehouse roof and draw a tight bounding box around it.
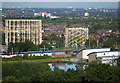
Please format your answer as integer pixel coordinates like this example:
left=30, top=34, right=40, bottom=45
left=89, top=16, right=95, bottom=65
left=82, top=48, right=111, bottom=59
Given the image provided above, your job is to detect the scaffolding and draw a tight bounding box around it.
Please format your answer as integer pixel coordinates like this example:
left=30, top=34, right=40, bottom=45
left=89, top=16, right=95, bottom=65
left=65, top=27, right=88, bottom=48
left=5, top=19, right=42, bottom=45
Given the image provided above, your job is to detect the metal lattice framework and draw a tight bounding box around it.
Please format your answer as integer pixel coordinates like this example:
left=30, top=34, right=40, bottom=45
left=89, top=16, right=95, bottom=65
left=5, top=19, right=42, bottom=45
left=65, top=27, right=88, bottom=48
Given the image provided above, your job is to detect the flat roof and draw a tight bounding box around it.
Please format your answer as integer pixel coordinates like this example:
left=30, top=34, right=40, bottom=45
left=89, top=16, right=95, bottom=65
left=87, top=51, right=120, bottom=56
left=5, top=19, right=42, bottom=21
left=78, top=48, right=111, bottom=52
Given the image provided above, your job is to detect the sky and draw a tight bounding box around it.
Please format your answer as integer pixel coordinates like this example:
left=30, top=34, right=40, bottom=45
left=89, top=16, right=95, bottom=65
left=2, top=2, right=118, bottom=8
left=1, top=0, right=120, bottom=2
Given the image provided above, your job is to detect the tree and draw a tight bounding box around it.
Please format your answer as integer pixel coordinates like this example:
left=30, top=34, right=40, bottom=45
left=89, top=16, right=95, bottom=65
left=2, top=33, right=6, bottom=45
left=22, top=53, right=29, bottom=59
left=8, top=40, right=39, bottom=52
left=117, top=57, right=120, bottom=68
left=102, top=39, right=115, bottom=50
left=39, top=42, right=52, bottom=50
left=2, top=76, right=20, bottom=83
left=85, top=39, right=97, bottom=48
left=84, top=63, right=120, bottom=81
left=8, top=42, right=15, bottom=53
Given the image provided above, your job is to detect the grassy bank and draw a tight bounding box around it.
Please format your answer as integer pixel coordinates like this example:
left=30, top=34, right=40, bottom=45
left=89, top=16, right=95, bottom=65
left=2, top=54, right=76, bottom=63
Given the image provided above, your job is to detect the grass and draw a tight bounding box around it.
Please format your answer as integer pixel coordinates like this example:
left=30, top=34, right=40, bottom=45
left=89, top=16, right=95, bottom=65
left=2, top=58, right=61, bottom=63
left=48, top=47, right=86, bottom=51
left=2, top=56, right=76, bottom=63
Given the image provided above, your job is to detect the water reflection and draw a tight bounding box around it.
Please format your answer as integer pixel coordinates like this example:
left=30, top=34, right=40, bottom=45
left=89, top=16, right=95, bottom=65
left=61, top=58, right=80, bottom=62
left=48, top=63, right=84, bottom=71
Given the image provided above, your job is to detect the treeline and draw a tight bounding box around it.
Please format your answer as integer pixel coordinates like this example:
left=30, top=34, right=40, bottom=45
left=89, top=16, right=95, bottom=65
left=8, top=40, right=38, bottom=52
left=2, top=58, right=120, bottom=82
left=85, top=33, right=120, bottom=50
left=2, top=62, right=51, bottom=82
left=31, top=63, right=120, bottom=82
left=7, top=40, right=52, bottom=53
left=43, top=34, right=65, bottom=48
left=2, top=16, right=115, bottom=25
left=91, top=23, right=120, bottom=30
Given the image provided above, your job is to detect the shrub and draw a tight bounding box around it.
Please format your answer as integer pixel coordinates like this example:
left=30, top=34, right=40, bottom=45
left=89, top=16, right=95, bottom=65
left=22, top=53, right=29, bottom=59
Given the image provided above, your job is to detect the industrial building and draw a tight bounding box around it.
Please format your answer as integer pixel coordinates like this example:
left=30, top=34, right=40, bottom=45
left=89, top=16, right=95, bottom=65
left=34, top=12, right=51, bottom=17
left=5, top=19, right=42, bottom=45
left=88, top=51, right=120, bottom=65
left=65, top=27, right=88, bottom=48
left=84, top=12, right=89, bottom=17
left=76, top=48, right=111, bottom=59
left=0, top=45, right=8, bottom=52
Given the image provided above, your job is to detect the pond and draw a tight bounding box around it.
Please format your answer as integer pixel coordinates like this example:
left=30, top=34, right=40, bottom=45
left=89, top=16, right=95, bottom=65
left=48, top=63, right=86, bottom=71
left=61, top=58, right=80, bottom=62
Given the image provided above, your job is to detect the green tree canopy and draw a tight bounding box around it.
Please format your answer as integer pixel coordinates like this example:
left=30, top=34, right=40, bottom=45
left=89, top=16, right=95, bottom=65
left=8, top=40, right=38, bottom=52
left=39, top=42, right=52, bottom=50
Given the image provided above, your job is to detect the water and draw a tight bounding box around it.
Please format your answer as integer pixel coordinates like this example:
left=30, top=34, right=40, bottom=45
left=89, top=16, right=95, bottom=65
left=61, top=58, right=80, bottom=62
left=48, top=58, right=86, bottom=71
left=69, top=58, right=80, bottom=62
left=48, top=63, right=83, bottom=71
left=48, top=63, right=77, bottom=71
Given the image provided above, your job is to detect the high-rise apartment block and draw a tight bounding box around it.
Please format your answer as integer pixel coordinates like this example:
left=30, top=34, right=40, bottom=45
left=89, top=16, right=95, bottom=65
left=5, top=19, right=42, bottom=45
left=65, top=27, right=88, bottom=48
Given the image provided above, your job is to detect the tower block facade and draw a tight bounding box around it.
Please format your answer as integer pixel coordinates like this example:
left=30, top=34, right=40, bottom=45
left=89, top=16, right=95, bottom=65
left=65, top=27, right=88, bottom=48
left=5, top=19, right=42, bottom=45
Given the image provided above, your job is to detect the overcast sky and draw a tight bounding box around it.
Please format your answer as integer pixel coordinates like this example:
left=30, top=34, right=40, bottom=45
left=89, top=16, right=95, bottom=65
left=1, top=0, right=120, bottom=2
left=2, top=2, right=118, bottom=8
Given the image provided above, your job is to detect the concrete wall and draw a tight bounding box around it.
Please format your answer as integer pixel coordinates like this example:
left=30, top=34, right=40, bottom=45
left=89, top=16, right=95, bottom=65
left=0, top=45, right=8, bottom=52
left=2, top=53, right=52, bottom=58
left=52, top=52, right=66, bottom=58
left=29, top=53, right=52, bottom=56
left=76, top=51, right=82, bottom=59
left=2, top=55, right=17, bottom=58
left=88, top=53, right=97, bottom=62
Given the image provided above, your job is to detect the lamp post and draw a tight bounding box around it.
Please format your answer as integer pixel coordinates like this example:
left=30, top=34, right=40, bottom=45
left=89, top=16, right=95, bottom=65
left=44, top=45, right=45, bottom=52
left=12, top=47, right=13, bottom=55
left=89, top=40, right=90, bottom=48
left=97, top=40, right=99, bottom=48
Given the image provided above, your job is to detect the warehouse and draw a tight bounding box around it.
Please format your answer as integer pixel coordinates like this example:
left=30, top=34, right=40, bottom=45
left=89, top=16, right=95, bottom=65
left=88, top=51, right=120, bottom=65
left=76, top=48, right=111, bottom=59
